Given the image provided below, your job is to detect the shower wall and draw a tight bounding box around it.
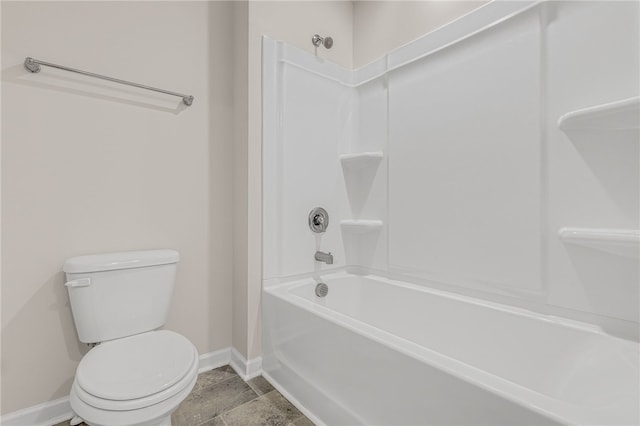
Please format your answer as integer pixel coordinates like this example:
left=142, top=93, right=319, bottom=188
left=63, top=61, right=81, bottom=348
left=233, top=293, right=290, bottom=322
left=387, top=7, right=543, bottom=294
left=545, top=1, right=639, bottom=329
left=263, top=1, right=639, bottom=338
left=262, top=49, right=389, bottom=278
left=241, top=0, right=354, bottom=362
left=263, top=52, right=354, bottom=279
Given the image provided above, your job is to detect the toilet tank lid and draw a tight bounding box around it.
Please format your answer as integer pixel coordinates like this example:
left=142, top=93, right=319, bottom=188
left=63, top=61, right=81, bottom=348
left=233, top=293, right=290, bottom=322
left=63, top=250, right=179, bottom=273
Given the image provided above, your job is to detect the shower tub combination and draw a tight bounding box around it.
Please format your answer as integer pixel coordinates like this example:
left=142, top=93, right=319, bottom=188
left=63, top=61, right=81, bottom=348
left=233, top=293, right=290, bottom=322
left=261, top=0, right=640, bottom=424
left=262, top=272, right=639, bottom=425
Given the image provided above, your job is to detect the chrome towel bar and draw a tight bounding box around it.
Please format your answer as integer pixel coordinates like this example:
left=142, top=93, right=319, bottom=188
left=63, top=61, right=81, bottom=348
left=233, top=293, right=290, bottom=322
left=24, top=57, right=194, bottom=106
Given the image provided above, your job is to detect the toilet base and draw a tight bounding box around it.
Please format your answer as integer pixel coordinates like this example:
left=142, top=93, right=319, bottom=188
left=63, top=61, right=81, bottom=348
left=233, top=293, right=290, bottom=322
left=81, top=415, right=171, bottom=426
left=69, top=373, right=196, bottom=426
left=78, top=415, right=171, bottom=426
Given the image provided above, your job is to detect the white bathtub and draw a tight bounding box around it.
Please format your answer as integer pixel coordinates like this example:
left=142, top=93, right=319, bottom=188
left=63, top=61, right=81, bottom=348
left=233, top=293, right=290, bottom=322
left=262, top=272, right=640, bottom=426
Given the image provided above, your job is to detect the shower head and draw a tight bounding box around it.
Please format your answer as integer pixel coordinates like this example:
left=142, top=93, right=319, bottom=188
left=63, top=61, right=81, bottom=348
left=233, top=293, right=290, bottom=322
left=312, top=34, right=333, bottom=49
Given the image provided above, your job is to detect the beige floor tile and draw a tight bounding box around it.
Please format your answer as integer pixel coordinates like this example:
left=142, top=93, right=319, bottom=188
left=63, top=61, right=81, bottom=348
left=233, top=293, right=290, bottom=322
left=196, top=415, right=227, bottom=426
left=172, top=375, right=257, bottom=426
left=247, top=375, right=275, bottom=396
left=52, top=366, right=313, bottom=426
left=222, top=390, right=303, bottom=426
left=192, top=365, right=238, bottom=393
left=289, top=415, right=316, bottom=426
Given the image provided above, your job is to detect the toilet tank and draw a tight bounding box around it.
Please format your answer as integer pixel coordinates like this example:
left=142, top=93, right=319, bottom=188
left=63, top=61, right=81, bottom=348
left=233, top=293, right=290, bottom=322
left=63, top=250, right=180, bottom=343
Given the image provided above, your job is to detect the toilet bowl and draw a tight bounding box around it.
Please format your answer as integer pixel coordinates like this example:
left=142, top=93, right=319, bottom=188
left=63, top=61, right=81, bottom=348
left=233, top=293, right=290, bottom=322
left=63, top=250, right=198, bottom=426
left=69, top=331, right=198, bottom=426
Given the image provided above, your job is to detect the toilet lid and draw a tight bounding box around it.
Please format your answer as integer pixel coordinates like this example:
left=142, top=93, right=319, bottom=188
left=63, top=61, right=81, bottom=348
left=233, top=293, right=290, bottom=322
left=76, top=330, right=197, bottom=401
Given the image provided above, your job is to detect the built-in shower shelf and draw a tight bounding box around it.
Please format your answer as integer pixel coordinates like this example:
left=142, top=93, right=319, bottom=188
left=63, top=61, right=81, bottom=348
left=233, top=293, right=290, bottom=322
left=339, top=151, right=384, bottom=170
left=558, top=227, right=640, bottom=258
left=340, top=220, right=384, bottom=234
left=558, top=97, right=640, bottom=131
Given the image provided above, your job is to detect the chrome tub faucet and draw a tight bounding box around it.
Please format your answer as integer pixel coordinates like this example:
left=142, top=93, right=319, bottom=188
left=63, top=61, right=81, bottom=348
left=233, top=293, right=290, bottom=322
left=315, top=251, right=333, bottom=265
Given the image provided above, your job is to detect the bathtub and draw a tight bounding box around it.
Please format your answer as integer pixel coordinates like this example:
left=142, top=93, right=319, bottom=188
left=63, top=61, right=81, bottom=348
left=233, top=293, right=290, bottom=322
left=262, top=272, right=640, bottom=426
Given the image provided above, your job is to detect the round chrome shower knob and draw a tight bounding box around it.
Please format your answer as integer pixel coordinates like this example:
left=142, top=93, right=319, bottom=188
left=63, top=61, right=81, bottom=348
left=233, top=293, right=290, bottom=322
left=308, top=207, right=329, bottom=233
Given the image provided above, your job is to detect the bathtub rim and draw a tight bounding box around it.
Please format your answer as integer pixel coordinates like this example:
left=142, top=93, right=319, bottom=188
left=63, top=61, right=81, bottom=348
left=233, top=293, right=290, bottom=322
left=273, top=270, right=611, bottom=333
left=263, top=270, right=640, bottom=426
left=266, top=265, right=640, bottom=341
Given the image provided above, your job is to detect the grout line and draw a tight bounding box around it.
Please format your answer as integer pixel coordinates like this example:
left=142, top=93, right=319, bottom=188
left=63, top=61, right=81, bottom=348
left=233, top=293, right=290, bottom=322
left=195, top=415, right=229, bottom=426
left=245, top=377, right=263, bottom=395
left=196, top=375, right=235, bottom=394
left=187, top=369, right=252, bottom=426
left=190, top=369, right=309, bottom=426
left=218, top=389, right=263, bottom=419
left=286, top=413, right=307, bottom=426
left=191, top=384, right=258, bottom=426
left=194, top=418, right=211, bottom=426
left=196, top=367, right=240, bottom=393
left=217, top=376, right=263, bottom=420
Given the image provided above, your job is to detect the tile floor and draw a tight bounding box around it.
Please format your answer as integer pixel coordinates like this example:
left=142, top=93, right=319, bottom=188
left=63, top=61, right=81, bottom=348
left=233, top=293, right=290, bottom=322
left=54, top=365, right=315, bottom=426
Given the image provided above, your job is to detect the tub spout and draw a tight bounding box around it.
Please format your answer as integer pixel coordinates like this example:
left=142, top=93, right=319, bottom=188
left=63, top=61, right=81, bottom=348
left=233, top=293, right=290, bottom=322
left=315, top=251, right=333, bottom=264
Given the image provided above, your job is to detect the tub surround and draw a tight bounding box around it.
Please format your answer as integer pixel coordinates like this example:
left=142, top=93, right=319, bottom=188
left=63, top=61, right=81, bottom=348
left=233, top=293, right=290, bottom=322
left=262, top=1, right=639, bottom=424
left=262, top=0, right=639, bottom=337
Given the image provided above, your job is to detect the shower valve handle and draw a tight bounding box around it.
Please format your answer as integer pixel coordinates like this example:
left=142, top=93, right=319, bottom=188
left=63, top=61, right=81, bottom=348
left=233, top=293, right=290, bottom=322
left=308, top=207, right=329, bottom=233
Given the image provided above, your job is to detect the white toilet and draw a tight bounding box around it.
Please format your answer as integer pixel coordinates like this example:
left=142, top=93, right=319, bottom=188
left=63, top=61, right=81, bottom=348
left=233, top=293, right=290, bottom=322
left=63, top=249, right=198, bottom=426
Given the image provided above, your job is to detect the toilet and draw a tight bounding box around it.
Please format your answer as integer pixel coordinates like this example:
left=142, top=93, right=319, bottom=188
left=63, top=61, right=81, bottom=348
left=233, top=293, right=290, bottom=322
left=63, top=250, right=198, bottom=426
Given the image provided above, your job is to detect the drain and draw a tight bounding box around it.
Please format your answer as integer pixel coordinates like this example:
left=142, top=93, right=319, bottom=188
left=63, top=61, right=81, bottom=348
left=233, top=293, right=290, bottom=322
left=315, top=282, right=329, bottom=297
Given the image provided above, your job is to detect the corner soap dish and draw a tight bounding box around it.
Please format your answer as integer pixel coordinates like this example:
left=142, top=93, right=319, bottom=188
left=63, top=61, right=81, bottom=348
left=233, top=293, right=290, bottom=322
left=340, top=220, right=383, bottom=234
left=558, top=227, right=640, bottom=259
left=339, top=152, right=383, bottom=170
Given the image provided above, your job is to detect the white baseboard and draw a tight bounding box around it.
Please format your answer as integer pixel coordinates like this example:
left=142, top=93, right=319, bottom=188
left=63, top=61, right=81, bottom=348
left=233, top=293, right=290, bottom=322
left=197, top=346, right=232, bottom=374
left=229, top=347, right=262, bottom=380
left=1, top=347, right=239, bottom=426
left=0, top=395, right=72, bottom=426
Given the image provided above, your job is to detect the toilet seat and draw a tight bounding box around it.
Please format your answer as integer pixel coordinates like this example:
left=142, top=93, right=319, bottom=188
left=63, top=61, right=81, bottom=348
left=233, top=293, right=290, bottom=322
left=74, top=330, right=198, bottom=411
left=70, top=373, right=197, bottom=426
